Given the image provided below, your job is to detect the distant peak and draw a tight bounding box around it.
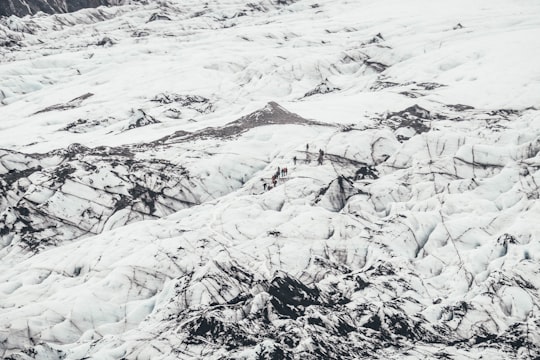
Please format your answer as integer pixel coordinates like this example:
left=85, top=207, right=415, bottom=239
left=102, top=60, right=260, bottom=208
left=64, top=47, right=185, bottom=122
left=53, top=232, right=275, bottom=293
left=263, top=101, right=288, bottom=114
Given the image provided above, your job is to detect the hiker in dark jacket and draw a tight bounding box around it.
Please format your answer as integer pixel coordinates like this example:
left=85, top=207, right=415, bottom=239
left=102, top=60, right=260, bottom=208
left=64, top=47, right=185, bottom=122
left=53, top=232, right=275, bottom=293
left=293, top=156, right=297, bottom=165
left=318, top=149, right=324, bottom=165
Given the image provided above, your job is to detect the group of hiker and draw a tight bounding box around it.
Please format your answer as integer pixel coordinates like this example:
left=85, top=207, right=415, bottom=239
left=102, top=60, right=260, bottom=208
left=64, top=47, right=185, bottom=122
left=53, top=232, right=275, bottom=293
left=262, top=143, right=325, bottom=192
left=292, top=144, right=325, bottom=166
left=263, top=166, right=288, bottom=191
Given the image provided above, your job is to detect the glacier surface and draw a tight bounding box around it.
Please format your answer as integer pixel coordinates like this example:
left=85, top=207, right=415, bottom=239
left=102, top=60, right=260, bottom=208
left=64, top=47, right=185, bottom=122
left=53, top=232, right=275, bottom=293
left=1, top=0, right=540, bottom=359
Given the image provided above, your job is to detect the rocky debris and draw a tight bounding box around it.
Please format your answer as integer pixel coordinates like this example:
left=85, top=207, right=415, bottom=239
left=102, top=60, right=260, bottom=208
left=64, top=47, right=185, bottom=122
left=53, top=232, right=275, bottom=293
left=399, top=90, right=423, bottom=98
left=389, top=104, right=432, bottom=120
left=151, top=93, right=213, bottom=113
left=304, top=79, right=340, bottom=97
left=364, top=60, right=388, bottom=72
left=399, top=82, right=447, bottom=99
left=163, top=271, right=365, bottom=358
left=416, top=82, right=445, bottom=90
left=33, top=93, right=94, bottom=115
left=150, top=93, right=214, bottom=121
left=157, top=101, right=333, bottom=144
left=486, top=108, right=520, bottom=118
left=355, top=165, right=378, bottom=180
left=96, top=36, right=114, bottom=46
left=0, top=146, right=197, bottom=252
left=0, top=33, right=21, bottom=47
left=370, top=80, right=400, bottom=91
left=184, top=314, right=257, bottom=348
left=371, top=80, right=445, bottom=95
left=147, top=13, right=172, bottom=22
left=126, top=109, right=160, bottom=130
left=268, top=273, right=322, bottom=318
left=1, top=0, right=540, bottom=359
left=446, top=104, right=475, bottom=111
left=363, top=32, right=384, bottom=45
left=131, top=29, right=150, bottom=37
left=381, top=104, right=434, bottom=141
left=61, top=117, right=114, bottom=133
left=221, top=101, right=332, bottom=130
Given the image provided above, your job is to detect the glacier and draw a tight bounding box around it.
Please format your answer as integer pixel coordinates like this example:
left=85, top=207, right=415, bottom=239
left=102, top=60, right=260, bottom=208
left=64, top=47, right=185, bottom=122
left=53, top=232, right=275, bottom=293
left=1, top=0, right=540, bottom=359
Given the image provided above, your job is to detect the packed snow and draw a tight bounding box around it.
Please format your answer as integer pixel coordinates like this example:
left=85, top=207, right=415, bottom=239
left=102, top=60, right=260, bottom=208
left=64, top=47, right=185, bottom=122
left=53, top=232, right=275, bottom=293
left=1, top=0, right=540, bottom=359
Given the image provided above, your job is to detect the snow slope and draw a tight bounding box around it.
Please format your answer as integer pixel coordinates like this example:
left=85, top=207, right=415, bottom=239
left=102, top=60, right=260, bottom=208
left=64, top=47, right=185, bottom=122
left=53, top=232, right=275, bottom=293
left=0, top=0, right=120, bottom=17
left=1, top=0, right=540, bottom=359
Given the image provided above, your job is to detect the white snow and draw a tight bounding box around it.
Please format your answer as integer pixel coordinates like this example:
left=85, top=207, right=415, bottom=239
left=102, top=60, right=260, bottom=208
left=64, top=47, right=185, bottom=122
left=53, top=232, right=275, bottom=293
left=1, top=0, right=540, bottom=359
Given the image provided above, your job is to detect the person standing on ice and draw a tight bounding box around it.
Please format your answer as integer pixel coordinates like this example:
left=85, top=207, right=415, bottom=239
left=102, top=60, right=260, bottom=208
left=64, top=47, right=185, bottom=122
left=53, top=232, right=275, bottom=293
left=318, top=149, right=324, bottom=165
left=263, top=182, right=267, bottom=191
left=293, top=156, right=297, bottom=165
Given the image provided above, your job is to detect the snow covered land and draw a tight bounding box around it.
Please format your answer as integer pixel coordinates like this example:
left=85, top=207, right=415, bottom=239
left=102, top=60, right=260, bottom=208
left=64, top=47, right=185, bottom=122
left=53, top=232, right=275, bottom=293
left=1, top=0, right=540, bottom=358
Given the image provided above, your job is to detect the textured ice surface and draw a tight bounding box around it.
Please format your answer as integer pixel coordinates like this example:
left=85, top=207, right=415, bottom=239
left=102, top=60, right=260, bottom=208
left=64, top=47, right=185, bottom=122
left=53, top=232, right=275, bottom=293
left=1, top=0, right=540, bottom=359
left=0, top=0, right=119, bottom=17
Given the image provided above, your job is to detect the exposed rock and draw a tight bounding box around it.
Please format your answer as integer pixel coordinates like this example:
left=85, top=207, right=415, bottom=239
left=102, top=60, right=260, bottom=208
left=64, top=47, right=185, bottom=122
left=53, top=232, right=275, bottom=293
left=147, top=13, right=171, bottom=22
left=33, top=93, right=94, bottom=115
left=126, top=109, right=160, bottom=129
left=304, top=79, right=340, bottom=97
left=96, top=36, right=114, bottom=46
left=383, top=104, right=435, bottom=141
left=156, top=101, right=333, bottom=144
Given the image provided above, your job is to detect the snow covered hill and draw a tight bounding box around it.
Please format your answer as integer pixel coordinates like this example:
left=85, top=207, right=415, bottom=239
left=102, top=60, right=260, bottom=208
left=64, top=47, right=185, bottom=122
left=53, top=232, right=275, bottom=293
left=0, top=0, right=118, bottom=17
left=1, top=0, right=540, bottom=359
